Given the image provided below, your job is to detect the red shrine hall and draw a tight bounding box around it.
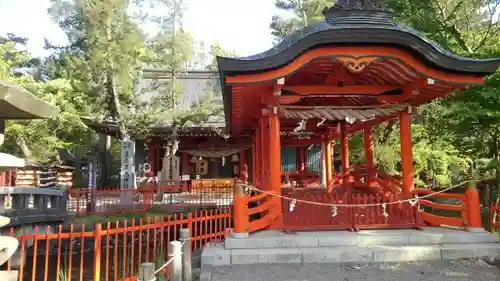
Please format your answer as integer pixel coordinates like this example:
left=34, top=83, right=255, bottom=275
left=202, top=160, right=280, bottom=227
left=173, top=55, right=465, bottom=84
left=215, top=1, right=500, bottom=233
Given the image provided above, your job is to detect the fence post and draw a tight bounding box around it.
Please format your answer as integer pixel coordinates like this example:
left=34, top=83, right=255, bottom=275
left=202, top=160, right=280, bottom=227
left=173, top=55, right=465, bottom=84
left=465, top=181, right=484, bottom=232
left=169, top=241, right=183, bottom=281
left=180, top=228, right=192, bottom=281
left=138, top=262, right=155, bottom=281
left=93, top=223, right=102, bottom=281
left=232, top=182, right=249, bottom=238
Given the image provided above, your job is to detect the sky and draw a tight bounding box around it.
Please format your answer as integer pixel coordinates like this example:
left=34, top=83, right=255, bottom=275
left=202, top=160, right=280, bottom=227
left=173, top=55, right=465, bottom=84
left=0, top=0, right=277, bottom=57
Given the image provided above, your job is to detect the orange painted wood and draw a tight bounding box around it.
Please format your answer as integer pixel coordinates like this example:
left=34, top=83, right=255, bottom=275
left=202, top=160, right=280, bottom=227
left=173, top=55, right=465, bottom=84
left=340, top=122, right=350, bottom=187
left=225, top=47, right=485, bottom=85
left=465, top=186, right=482, bottom=228
left=261, top=95, right=302, bottom=105
left=413, top=188, right=466, bottom=200
left=269, top=111, right=283, bottom=227
left=249, top=213, right=275, bottom=232
left=419, top=199, right=463, bottom=212
left=248, top=191, right=268, bottom=203
left=324, top=140, right=333, bottom=191
left=363, top=127, right=375, bottom=175
left=281, top=188, right=418, bottom=230
left=399, top=108, right=414, bottom=194
left=420, top=212, right=464, bottom=227
left=248, top=200, right=276, bottom=215
left=282, top=84, right=399, bottom=95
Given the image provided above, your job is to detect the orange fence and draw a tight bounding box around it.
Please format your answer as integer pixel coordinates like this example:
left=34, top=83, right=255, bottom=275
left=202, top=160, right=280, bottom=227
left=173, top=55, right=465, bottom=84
left=490, top=201, right=500, bottom=231
left=68, top=185, right=234, bottom=216
left=5, top=208, right=232, bottom=281
left=413, top=186, right=482, bottom=230
left=414, top=188, right=467, bottom=228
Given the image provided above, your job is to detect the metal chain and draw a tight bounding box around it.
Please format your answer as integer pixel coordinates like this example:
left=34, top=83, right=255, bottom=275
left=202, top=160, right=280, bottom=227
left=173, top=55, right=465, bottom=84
left=241, top=180, right=474, bottom=207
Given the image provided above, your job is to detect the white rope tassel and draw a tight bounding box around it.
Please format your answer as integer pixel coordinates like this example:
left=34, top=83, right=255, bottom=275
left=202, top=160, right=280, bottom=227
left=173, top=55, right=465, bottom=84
left=294, top=119, right=306, bottom=132
left=222, top=156, right=225, bottom=166
left=289, top=199, right=297, bottom=212
left=317, top=118, right=326, bottom=127
left=408, top=196, right=418, bottom=207
left=382, top=203, right=389, bottom=218
left=330, top=206, right=338, bottom=217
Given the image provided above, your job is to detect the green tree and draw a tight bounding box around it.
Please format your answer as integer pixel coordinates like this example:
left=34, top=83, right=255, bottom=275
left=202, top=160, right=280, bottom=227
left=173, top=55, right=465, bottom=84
left=0, top=36, right=92, bottom=161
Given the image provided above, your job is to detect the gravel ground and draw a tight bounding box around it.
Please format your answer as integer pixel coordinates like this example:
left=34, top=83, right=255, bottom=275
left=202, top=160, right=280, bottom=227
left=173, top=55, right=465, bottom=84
left=199, top=259, right=500, bottom=281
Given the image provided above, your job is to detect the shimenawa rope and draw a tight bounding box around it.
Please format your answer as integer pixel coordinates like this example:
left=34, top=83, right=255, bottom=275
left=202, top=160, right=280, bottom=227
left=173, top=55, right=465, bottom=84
left=240, top=180, right=475, bottom=208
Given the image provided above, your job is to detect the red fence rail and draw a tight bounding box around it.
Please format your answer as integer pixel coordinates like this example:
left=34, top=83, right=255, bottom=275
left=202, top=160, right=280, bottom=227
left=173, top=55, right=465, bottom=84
left=413, top=188, right=468, bottom=228
left=68, top=185, right=234, bottom=216
left=4, top=208, right=232, bottom=281
left=281, top=188, right=419, bottom=231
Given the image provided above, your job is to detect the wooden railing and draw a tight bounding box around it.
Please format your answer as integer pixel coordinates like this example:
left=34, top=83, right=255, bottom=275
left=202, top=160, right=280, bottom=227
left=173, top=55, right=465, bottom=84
left=413, top=183, right=482, bottom=230
left=414, top=188, right=467, bottom=228
left=4, top=208, right=232, bottom=281
left=233, top=183, right=277, bottom=234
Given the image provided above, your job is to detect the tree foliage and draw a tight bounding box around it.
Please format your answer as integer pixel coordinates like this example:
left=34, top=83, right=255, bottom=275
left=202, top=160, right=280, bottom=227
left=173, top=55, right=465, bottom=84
left=0, top=0, right=235, bottom=164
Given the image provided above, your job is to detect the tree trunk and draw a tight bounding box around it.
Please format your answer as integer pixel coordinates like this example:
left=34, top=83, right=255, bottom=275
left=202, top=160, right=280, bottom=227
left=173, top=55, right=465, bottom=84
left=106, top=73, right=127, bottom=139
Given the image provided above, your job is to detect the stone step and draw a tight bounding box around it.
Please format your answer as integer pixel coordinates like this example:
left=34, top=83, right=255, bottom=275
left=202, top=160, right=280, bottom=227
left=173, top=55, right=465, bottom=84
left=201, top=242, right=500, bottom=266
left=224, top=228, right=499, bottom=249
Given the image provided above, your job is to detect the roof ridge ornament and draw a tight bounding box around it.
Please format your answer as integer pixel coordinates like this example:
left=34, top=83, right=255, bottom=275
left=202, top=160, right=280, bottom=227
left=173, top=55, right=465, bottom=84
left=323, top=0, right=394, bottom=25
left=330, top=0, right=387, bottom=11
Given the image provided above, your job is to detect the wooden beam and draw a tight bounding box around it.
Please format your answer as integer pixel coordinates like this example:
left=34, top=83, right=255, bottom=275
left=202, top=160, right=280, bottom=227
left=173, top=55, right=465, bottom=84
left=378, top=78, right=430, bottom=103
left=282, top=85, right=399, bottom=96
left=281, top=138, right=327, bottom=147
left=346, top=114, right=398, bottom=134
left=261, top=95, right=301, bottom=105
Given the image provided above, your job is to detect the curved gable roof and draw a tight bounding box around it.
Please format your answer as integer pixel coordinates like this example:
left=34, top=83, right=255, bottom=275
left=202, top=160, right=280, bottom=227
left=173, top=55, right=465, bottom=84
left=218, top=3, right=500, bottom=76
left=217, top=1, right=500, bottom=132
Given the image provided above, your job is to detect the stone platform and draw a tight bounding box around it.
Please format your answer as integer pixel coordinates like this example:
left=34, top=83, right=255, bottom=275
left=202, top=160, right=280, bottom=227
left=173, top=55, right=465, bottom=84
left=201, top=227, right=500, bottom=266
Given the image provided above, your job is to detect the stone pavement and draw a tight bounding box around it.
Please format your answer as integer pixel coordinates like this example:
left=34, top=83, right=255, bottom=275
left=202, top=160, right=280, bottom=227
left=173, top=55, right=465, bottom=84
left=200, top=259, right=500, bottom=281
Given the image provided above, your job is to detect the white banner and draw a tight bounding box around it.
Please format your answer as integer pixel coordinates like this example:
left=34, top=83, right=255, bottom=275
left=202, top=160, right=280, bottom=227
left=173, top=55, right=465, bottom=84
left=120, top=138, right=136, bottom=190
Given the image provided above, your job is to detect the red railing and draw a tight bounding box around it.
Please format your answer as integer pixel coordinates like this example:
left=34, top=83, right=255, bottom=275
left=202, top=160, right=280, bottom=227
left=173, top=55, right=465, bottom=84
left=5, top=208, right=232, bottom=281
left=281, top=188, right=419, bottom=231
left=490, top=201, right=500, bottom=231
left=68, top=184, right=234, bottom=216
left=413, top=188, right=467, bottom=228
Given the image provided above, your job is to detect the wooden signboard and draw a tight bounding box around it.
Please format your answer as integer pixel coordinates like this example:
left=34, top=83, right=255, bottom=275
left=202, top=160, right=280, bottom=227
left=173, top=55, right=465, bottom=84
left=191, top=178, right=235, bottom=193
left=196, top=159, right=209, bottom=175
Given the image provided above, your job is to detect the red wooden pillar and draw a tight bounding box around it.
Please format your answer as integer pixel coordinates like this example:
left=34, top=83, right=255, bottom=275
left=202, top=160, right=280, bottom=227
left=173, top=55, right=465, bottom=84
left=239, top=150, right=248, bottom=183
left=340, top=122, right=350, bottom=185
left=252, top=136, right=256, bottom=184
left=269, top=107, right=282, bottom=228
left=399, top=106, right=414, bottom=194
left=255, top=121, right=262, bottom=187
left=324, top=140, right=333, bottom=191
left=364, top=126, right=376, bottom=186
